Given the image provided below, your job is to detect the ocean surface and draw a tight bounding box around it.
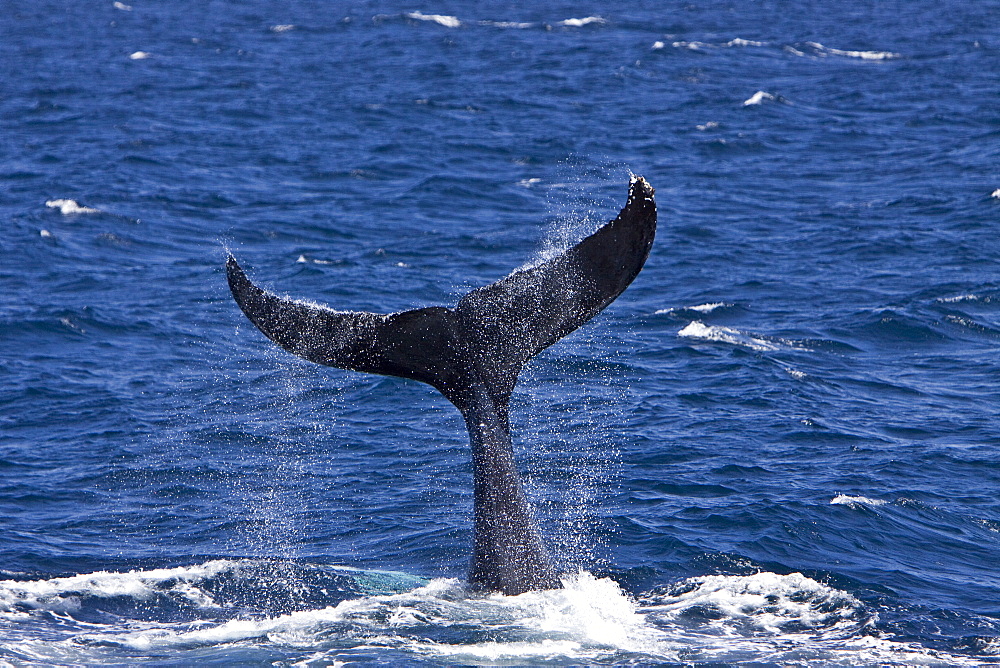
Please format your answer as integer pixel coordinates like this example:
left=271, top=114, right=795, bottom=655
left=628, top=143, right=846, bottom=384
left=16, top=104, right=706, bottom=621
left=2, top=1, right=999, bottom=665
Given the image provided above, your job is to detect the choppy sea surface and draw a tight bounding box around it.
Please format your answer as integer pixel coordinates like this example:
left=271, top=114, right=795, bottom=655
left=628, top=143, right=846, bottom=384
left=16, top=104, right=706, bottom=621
left=3, top=1, right=1000, bottom=665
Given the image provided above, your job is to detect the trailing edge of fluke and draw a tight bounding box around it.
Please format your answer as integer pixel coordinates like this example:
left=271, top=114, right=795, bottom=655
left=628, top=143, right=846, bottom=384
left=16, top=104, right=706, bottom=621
left=226, top=176, right=656, bottom=595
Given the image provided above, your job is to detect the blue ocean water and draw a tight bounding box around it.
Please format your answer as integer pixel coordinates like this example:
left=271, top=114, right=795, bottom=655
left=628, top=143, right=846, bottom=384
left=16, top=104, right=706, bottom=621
left=2, top=0, right=999, bottom=664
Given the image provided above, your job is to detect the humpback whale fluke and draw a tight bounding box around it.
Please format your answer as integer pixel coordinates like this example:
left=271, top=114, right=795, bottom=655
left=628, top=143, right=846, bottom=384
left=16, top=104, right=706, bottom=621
left=227, top=176, right=656, bottom=595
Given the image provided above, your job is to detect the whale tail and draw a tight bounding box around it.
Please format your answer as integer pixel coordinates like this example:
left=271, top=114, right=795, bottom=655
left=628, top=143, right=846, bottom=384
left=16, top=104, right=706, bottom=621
left=227, top=176, right=655, bottom=594
left=226, top=176, right=655, bottom=414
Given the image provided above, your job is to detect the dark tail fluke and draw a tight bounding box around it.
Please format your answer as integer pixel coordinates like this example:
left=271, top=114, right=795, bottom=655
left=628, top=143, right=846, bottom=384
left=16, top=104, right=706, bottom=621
left=227, top=176, right=656, bottom=411
left=227, top=257, right=464, bottom=396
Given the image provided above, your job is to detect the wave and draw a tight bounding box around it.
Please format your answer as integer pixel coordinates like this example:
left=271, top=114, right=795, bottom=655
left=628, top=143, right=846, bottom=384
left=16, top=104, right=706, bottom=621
left=667, top=37, right=766, bottom=51
left=678, top=321, right=812, bottom=352
left=641, top=571, right=866, bottom=634
left=45, top=199, right=99, bottom=215
left=655, top=302, right=732, bottom=316
left=937, top=294, right=982, bottom=304
left=831, top=494, right=889, bottom=507
left=658, top=36, right=899, bottom=62
left=743, top=90, right=776, bottom=106
left=479, top=20, right=534, bottom=29
left=70, top=570, right=672, bottom=663
left=0, top=560, right=236, bottom=615
left=405, top=11, right=461, bottom=28
left=801, top=41, right=900, bottom=60
left=395, top=13, right=607, bottom=31
left=558, top=17, right=606, bottom=28
left=0, top=562, right=982, bottom=665
left=936, top=293, right=997, bottom=305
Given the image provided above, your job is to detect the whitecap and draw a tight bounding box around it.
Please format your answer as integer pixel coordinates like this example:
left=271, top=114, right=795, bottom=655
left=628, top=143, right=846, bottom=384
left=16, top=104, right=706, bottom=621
left=113, top=1, right=132, bottom=10
left=936, top=294, right=979, bottom=303
left=425, top=572, right=673, bottom=662
left=129, top=51, right=151, bottom=60
left=678, top=321, right=810, bottom=352
left=559, top=17, right=606, bottom=27
left=641, top=572, right=863, bottom=634
left=11, top=565, right=984, bottom=666
left=405, top=11, right=461, bottom=28
left=783, top=366, right=807, bottom=379
left=651, top=41, right=665, bottom=50
left=727, top=38, right=765, bottom=47
left=672, top=40, right=707, bottom=50
left=991, top=188, right=1000, bottom=199
left=805, top=41, right=899, bottom=60
left=696, top=121, right=719, bottom=130
left=45, top=199, right=100, bottom=214
left=479, top=20, right=534, bottom=29
left=688, top=302, right=729, bottom=313
left=517, top=177, right=541, bottom=187
left=654, top=302, right=729, bottom=315
left=87, top=572, right=675, bottom=661
left=294, top=255, right=336, bottom=266
left=743, top=90, right=775, bottom=106
left=40, top=229, right=53, bottom=238
left=831, top=494, right=888, bottom=507
left=0, top=560, right=237, bottom=614
left=270, top=24, right=295, bottom=33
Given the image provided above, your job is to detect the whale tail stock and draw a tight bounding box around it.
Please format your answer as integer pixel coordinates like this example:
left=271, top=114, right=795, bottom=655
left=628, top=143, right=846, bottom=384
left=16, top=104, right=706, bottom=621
left=226, top=176, right=656, bottom=594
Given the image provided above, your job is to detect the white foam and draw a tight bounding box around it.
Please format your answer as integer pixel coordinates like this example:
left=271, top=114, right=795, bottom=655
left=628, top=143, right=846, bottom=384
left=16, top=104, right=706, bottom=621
left=991, top=188, right=1000, bottom=199
left=669, top=38, right=765, bottom=51
left=270, top=24, right=295, bottom=33
left=678, top=321, right=810, bottom=352
left=643, top=572, right=862, bottom=634
left=479, top=20, right=533, bottom=29
left=129, top=51, right=151, bottom=60
left=418, top=572, right=674, bottom=663
left=651, top=41, right=665, bottom=50
left=40, top=229, right=53, bottom=238
left=672, top=40, right=707, bottom=50
left=831, top=494, right=888, bottom=507
left=655, top=302, right=729, bottom=315
left=10, top=565, right=982, bottom=666
left=405, top=11, right=460, bottom=28
left=99, top=577, right=453, bottom=650
left=805, top=41, right=899, bottom=60
left=696, top=121, right=719, bottom=130
left=0, top=560, right=236, bottom=615
left=517, top=177, right=541, bottom=187
left=113, top=1, right=132, bottom=10
left=743, top=90, right=775, bottom=106
left=45, top=199, right=99, bottom=214
left=937, top=294, right=979, bottom=303
left=689, top=302, right=729, bottom=313
left=558, top=17, right=606, bottom=27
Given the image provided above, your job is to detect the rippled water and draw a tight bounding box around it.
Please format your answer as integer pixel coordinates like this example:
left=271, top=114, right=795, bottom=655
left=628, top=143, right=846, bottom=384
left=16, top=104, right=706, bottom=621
left=2, top=1, right=999, bottom=665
